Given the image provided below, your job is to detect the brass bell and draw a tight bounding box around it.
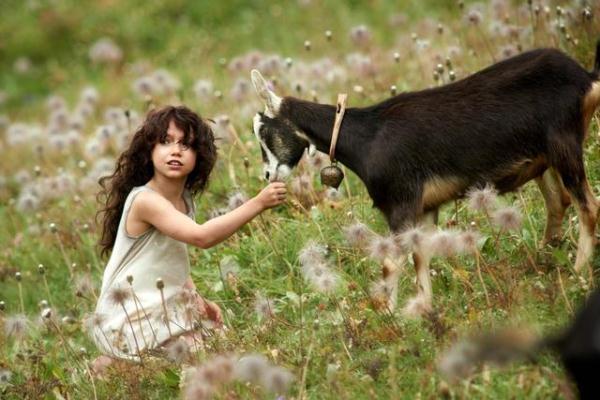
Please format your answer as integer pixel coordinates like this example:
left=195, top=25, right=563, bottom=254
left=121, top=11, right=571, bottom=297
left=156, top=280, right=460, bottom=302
left=320, top=164, right=344, bottom=189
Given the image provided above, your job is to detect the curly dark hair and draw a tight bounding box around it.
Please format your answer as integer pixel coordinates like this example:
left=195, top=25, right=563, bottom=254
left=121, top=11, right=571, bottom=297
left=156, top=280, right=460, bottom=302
left=96, top=105, right=217, bottom=258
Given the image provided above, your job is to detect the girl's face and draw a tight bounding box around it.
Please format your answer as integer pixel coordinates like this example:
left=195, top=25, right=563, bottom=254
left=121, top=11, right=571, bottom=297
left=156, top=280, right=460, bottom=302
left=151, top=120, right=197, bottom=181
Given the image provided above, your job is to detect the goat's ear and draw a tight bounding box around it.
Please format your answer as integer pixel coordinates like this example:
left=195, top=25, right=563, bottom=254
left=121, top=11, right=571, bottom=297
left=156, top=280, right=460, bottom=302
left=308, top=143, right=316, bottom=156
left=251, top=69, right=281, bottom=117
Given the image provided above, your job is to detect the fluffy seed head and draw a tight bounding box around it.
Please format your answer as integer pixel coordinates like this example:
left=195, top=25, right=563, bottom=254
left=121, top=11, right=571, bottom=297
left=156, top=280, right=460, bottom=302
left=467, top=185, right=498, bottom=213
left=260, top=365, right=295, bottom=394
left=298, top=241, right=327, bottom=267
left=343, top=222, right=373, bottom=248
left=165, top=337, right=190, bottom=364
left=234, top=354, right=271, bottom=383
left=156, top=278, right=165, bottom=290
left=254, top=295, right=276, bottom=320
left=492, top=207, right=522, bottom=232
left=368, top=235, right=398, bottom=261
left=5, top=314, right=29, bottom=340
left=0, top=369, right=12, bottom=385
left=107, top=285, right=131, bottom=306
left=429, top=230, right=461, bottom=257
left=312, top=272, right=339, bottom=294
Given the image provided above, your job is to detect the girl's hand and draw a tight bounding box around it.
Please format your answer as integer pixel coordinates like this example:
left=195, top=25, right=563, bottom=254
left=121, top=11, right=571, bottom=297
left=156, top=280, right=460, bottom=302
left=201, top=298, right=223, bottom=327
left=255, top=182, right=287, bottom=210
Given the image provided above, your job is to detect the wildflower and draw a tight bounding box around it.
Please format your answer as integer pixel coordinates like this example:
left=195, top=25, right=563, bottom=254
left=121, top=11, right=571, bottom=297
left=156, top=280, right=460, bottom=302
left=75, top=275, right=94, bottom=297
left=230, top=78, right=251, bottom=102
left=83, top=312, right=106, bottom=333
left=182, top=380, right=213, bottom=400
left=429, top=230, right=461, bottom=257
left=40, top=307, right=52, bottom=320
left=304, top=40, right=311, bottom=51
left=325, top=30, right=332, bottom=41
left=260, top=365, right=294, bottom=394
left=370, top=280, right=394, bottom=304
left=298, top=241, right=328, bottom=267
left=312, top=272, right=339, bottom=294
left=156, top=278, right=165, bottom=290
left=219, top=256, right=240, bottom=280
left=254, top=295, right=276, bottom=320
left=16, top=192, right=41, bottom=212
left=324, top=187, right=342, bottom=201
left=466, top=9, right=483, bottom=25
left=402, top=294, right=432, bottom=318
left=46, top=95, right=66, bottom=111
left=5, top=314, right=29, bottom=340
left=343, top=222, right=373, bottom=248
left=457, top=230, right=481, bottom=254
left=212, top=114, right=233, bottom=142
left=165, top=337, right=190, bottom=364
left=107, top=285, right=131, bottom=306
left=89, top=37, right=123, bottom=64
left=80, top=86, right=99, bottom=105
left=194, top=355, right=236, bottom=387
left=0, top=301, right=5, bottom=311
left=290, top=174, right=313, bottom=196
left=132, top=76, right=156, bottom=98
left=368, top=235, right=398, bottom=261
left=438, top=340, right=479, bottom=381
left=349, top=24, right=372, bottom=47
left=194, top=79, right=213, bottom=100
left=0, top=369, right=12, bottom=385
left=234, top=354, right=271, bottom=383
left=14, top=57, right=32, bottom=74
left=467, top=185, right=498, bottom=213
left=397, top=226, right=425, bottom=252
left=492, top=207, right=522, bottom=232
left=152, top=69, right=180, bottom=95
left=227, top=190, right=248, bottom=211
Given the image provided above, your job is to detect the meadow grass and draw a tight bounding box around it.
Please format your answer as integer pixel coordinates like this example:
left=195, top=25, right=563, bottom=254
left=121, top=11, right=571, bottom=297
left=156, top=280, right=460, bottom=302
left=1, top=0, right=600, bottom=398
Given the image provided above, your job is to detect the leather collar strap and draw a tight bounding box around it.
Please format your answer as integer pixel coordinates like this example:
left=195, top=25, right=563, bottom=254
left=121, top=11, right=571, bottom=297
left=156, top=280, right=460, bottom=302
left=329, top=93, right=347, bottom=163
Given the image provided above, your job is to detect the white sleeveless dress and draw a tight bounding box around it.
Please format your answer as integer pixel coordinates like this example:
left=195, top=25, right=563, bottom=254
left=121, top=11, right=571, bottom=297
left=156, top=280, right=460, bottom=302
left=90, top=185, right=200, bottom=361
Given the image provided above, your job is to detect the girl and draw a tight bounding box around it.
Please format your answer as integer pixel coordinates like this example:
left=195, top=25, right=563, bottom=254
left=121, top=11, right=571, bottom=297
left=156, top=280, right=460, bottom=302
left=90, top=105, right=286, bottom=366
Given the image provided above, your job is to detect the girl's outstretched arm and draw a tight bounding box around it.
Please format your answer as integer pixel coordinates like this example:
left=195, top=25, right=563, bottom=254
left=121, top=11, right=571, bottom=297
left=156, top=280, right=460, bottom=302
left=133, top=182, right=286, bottom=249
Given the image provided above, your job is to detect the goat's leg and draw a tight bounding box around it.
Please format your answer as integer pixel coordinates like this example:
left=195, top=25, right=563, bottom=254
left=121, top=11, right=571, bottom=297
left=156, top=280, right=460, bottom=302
left=386, top=200, right=433, bottom=317
left=551, top=139, right=599, bottom=273
left=536, top=168, right=571, bottom=246
left=422, top=208, right=439, bottom=227
left=381, top=255, right=406, bottom=311
left=570, top=180, right=598, bottom=273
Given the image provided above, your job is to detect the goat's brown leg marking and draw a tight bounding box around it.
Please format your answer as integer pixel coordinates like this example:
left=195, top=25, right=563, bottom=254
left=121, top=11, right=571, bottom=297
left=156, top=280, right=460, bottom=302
left=536, top=168, right=572, bottom=245
left=583, top=81, right=600, bottom=137
left=412, top=251, right=432, bottom=303
left=550, top=135, right=599, bottom=273
left=382, top=256, right=404, bottom=311
left=571, top=181, right=598, bottom=273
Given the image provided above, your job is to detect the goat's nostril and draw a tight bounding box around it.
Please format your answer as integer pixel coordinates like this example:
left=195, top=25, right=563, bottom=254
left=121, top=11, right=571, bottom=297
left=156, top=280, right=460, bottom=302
left=265, top=171, right=270, bottom=180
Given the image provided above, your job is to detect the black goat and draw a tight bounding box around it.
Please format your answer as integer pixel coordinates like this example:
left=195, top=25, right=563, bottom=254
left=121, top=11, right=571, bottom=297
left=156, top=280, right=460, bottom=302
left=439, top=289, right=600, bottom=399
left=251, top=43, right=600, bottom=313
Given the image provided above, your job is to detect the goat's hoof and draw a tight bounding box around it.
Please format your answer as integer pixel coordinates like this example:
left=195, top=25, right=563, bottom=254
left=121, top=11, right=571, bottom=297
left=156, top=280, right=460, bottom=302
left=402, top=295, right=432, bottom=319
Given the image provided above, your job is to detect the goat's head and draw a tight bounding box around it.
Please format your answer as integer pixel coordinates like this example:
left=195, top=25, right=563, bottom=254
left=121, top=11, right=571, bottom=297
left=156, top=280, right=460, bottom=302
left=251, top=69, right=315, bottom=182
